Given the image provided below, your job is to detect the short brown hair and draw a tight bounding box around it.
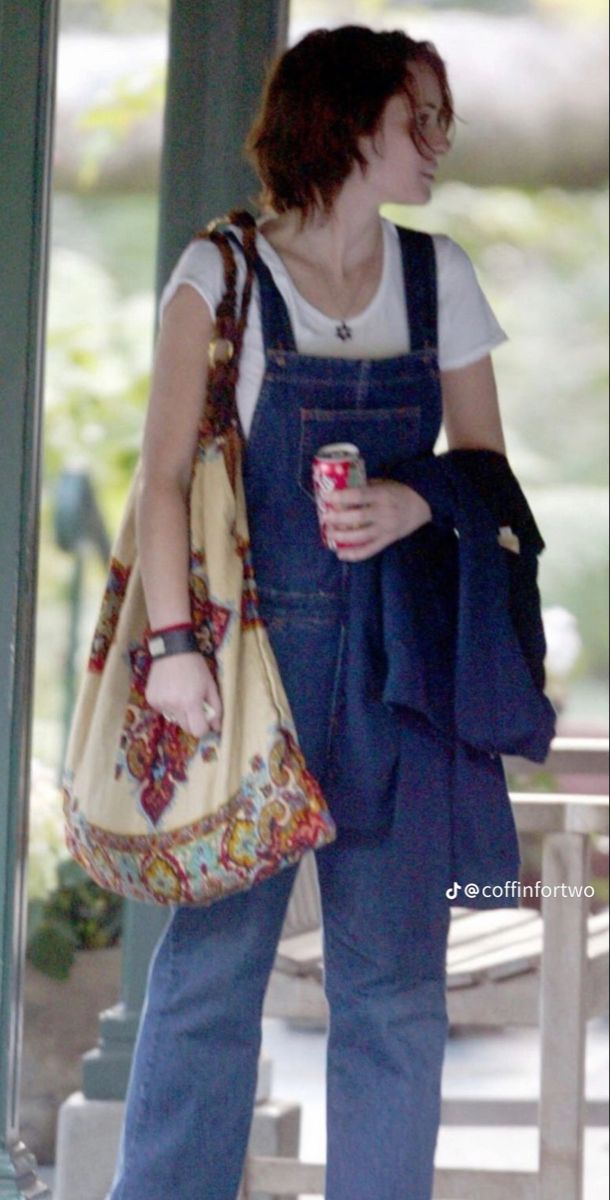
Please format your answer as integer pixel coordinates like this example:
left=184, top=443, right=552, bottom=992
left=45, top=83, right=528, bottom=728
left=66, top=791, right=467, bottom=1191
left=247, top=25, right=454, bottom=219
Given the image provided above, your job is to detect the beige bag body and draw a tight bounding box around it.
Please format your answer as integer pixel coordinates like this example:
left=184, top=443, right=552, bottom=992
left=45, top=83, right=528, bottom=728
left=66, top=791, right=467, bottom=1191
left=63, top=218, right=336, bottom=905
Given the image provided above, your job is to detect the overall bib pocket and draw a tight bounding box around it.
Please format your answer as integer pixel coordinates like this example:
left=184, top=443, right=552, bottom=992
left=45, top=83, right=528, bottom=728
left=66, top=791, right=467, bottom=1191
left=298, top=405, right=421, bottom=499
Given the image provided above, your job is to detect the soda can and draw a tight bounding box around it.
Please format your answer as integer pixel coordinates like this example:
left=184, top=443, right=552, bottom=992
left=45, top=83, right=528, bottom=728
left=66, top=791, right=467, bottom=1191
left=312, top=443, right=367, bottom=549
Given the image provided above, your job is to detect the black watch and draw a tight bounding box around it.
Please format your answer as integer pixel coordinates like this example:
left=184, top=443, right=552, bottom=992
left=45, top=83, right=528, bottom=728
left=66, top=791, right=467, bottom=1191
left=148, top=628, right=200, bottom=660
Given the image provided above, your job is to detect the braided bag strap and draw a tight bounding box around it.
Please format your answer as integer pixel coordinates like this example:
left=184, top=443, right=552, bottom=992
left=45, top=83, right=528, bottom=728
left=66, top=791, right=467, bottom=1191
left=194, top=210, right=258, bottom=440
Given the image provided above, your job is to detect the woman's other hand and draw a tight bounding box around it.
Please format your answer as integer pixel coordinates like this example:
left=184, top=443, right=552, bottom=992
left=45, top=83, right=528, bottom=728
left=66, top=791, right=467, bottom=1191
left=323, top=480, right=432, bottom=561
left=146, top=653, right=223, bottom=739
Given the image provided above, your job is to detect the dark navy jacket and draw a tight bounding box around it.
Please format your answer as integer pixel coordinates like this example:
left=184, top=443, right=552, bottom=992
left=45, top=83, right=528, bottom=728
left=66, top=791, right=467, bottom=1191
left=326, top=448, right=557, bottom=907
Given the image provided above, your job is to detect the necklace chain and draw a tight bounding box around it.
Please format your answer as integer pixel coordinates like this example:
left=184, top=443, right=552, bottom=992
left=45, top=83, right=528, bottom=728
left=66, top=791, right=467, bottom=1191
left=307, top=231, right=383, bottom=341
left=261, top=221, right=384, bottom=342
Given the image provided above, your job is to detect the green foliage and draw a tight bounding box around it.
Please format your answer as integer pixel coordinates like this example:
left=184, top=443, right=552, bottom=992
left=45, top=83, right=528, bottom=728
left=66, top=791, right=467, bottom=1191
left=293, top=0, right=607, bottom=21
left=387, top=184, right=609, bottom=683
left=34, top=182, right=608, bottom=773
left=536, top=0, right=608, bottom=18
left=27, top=904, right=79, bottom=982
left=77, top=68, right=166, bottom=189
left=534, top=489, right=609, bottom=678
left=51, top=192, right=160, bottom=295
left=27, top=861, right=123, bottom=981
left=386, top=185, right=609, bottom=489
left=61, top=0, right=609, bottom=33
left=28, top=763, right=71, bottom=899
left=44, top=236, right=155, bottom=516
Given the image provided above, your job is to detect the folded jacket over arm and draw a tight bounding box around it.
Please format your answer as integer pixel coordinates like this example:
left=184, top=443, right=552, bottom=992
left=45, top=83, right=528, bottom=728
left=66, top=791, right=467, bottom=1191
left=324, top=450, right=557, bottom=907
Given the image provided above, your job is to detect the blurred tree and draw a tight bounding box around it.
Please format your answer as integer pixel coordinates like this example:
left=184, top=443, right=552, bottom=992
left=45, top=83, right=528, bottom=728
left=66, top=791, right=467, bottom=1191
left=536, top=0, right=608, bottom=17
left=56, top=3, right=608, bottom=192
left=293, top=0, right=608, bottom=21
left=60, top=0, right=610, bottom=31
left=383, top=0, right=534, bottom=11
left=38, top=0, right=607, bottom=761
left=44, top=246, right=153, bottom=511
left=60, top=0, right=169, bottom=32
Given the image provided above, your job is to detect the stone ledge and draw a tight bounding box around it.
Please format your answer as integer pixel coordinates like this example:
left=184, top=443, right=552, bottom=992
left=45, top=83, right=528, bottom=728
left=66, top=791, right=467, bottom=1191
left=54, top=1089, right=301, bottom=1200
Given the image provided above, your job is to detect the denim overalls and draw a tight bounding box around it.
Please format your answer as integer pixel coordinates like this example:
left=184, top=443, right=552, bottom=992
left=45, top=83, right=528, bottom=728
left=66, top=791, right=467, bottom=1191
left=109, top=229, right=452, bottom=1200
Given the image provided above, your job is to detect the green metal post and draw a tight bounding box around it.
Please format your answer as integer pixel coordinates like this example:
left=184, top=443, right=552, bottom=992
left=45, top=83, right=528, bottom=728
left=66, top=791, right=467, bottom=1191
left=0, top=1, right=59, bottom=1196
left=156, top=0, right=290, bottom=289
left=82, top=0, right=289, bottom=1104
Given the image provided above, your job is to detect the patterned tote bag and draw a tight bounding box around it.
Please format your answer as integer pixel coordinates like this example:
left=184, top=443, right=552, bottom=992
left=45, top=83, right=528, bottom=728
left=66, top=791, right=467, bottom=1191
left=63, top=212, right=336, bottom=906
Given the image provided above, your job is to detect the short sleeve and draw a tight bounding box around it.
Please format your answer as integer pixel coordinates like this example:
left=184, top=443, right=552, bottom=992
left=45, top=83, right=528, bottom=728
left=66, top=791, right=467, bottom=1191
left=434, top=235, right=508, bottom=371
left=158, top=238, right=227, bottom=323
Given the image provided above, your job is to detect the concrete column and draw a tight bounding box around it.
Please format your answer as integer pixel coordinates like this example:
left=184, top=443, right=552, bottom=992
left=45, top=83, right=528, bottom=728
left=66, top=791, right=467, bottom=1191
left=0, top=1, right=60, bottom=1196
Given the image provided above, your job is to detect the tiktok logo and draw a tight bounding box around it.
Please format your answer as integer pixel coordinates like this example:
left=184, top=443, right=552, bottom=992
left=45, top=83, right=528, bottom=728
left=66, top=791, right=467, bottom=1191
left=446, top=881, right=462, bottom=900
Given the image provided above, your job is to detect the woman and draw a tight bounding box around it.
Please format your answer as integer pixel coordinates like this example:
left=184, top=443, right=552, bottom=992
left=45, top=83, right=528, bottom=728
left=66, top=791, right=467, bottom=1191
left=109, top=25, right=524, bottom=1200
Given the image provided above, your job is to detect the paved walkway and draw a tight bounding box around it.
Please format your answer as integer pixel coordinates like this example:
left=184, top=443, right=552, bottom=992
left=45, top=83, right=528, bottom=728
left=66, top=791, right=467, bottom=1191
left=37, top=1017, right=608, bottom=1198
left=262, top=1015, right=609, bottom=1199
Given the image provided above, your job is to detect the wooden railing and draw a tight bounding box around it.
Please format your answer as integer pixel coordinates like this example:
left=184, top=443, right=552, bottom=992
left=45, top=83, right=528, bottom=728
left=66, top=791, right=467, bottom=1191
left=247, top=738, right=609, bottom=1200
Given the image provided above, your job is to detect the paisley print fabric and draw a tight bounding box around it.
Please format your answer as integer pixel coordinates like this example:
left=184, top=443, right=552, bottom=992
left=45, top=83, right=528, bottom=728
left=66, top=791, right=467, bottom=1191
left=62, top=222, right=336, bottom=906
left=64, top=728, right=331, bottom=906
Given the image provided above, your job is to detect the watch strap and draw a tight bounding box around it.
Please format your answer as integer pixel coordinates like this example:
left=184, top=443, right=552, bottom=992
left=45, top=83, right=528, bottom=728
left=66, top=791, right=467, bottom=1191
left=148, top=627, right=200, bottom=660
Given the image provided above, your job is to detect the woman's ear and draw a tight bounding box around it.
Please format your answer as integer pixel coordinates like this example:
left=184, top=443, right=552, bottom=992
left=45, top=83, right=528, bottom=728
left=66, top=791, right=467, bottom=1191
left=356, top=132, right=375, bottom=167
left=358, top=125, right=385, bottom=169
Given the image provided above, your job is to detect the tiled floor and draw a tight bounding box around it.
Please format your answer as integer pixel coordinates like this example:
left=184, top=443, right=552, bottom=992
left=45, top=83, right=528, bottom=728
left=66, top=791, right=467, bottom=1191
left=34, top=1017, right=609, bottom=1198
left=262, top=1015, right=609, bottom=1200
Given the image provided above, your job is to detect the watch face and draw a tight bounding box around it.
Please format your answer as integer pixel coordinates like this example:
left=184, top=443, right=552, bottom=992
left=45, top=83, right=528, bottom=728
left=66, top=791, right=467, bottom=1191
left=148, top=635, right=166, bottom=658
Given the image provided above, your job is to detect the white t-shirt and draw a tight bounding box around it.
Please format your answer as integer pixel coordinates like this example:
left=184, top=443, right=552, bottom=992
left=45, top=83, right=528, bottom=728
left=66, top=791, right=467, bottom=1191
left=160, top=218, right=507, bottom=439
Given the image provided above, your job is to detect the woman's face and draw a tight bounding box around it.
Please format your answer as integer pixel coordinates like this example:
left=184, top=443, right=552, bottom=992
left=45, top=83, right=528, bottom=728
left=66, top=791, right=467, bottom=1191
left=360, top=62, right=452, bottom=206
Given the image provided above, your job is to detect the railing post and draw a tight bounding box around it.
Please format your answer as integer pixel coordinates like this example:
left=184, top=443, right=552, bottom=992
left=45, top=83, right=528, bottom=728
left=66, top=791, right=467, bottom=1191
left=0, top=0, right=60, bottom=1195
left=539, top=831, right=590, bottom=1200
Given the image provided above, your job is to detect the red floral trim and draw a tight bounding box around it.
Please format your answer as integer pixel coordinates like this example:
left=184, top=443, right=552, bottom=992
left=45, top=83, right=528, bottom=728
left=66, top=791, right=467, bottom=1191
left=234, top=534, right=264, bottom=630
left=88, top=559, right=132, bottom=673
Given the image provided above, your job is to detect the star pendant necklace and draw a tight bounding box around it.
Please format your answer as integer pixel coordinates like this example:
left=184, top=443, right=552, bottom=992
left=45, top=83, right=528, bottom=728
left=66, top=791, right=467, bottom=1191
left=334, top=270, right=372, bottom=342
left=327, top=232, right=383, bottom=343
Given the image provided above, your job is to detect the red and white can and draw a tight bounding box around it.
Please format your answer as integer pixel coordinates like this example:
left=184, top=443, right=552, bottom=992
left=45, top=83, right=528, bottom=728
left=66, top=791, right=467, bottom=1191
left=312, top=443, right=367, bottom=549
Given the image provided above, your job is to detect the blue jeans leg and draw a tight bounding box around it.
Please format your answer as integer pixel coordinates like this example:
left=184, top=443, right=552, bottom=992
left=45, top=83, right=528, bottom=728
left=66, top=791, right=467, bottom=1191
left=108, top=864, right=296, bottom=1200
left=324, top=968, right=448, bottom=1200
left=316, top=719, right=452, bottom=1200
left=108, top=673, right=452, bottom=1200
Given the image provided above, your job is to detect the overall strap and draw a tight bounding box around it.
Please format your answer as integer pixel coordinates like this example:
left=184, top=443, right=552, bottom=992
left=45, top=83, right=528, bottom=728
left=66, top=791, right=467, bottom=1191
left=252, top=253, right=298, bottom=353
left=395, top=227, right=438, bottom=354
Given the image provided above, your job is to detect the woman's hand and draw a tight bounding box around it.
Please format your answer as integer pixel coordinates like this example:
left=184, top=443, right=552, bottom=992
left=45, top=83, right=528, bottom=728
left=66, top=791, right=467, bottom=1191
left=323, top=480, right=432, bottom=562
left=146, top=653, right=223, bottom=739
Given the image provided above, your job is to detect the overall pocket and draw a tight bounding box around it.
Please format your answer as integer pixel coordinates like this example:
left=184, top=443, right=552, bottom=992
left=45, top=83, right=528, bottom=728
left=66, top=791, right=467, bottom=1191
left=298, top=405, right=421, bottom=499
